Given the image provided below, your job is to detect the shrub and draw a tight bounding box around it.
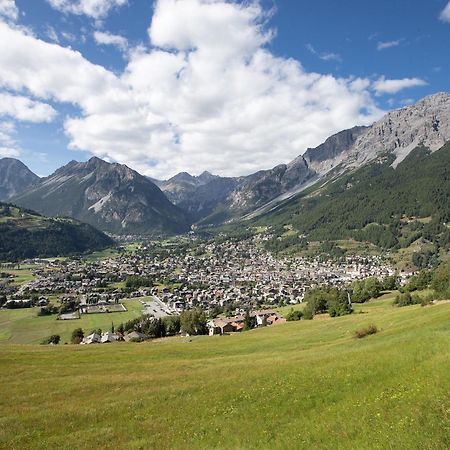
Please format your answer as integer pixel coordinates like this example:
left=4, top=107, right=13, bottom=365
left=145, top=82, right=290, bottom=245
left=354, top=324, right=378, bottom=339
left=302, top=305, right=314, bottom=320
left=41, top=334, right=61, bottom=345
left=37, top=305, right=59, bottom=316
left=393, top=292, right=421, bottom=307
left=71, top=328, right=84, bottom=344
left=286, top=309, right=303, bottom=321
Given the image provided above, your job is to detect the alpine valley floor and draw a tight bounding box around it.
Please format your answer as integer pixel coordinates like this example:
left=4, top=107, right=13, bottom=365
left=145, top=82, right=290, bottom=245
left=0, top=293, right=449, bottom=450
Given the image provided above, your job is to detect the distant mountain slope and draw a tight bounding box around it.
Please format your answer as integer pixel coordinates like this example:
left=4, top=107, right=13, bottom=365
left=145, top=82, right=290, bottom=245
left=196, top=128, right=363, bottom=225
left=12, top=157, right=190, bottom=235
left=255, top=142, right=450, bottom=249
left=159, top=172, right=241, bottom=222
left=198, top=93, right=450, bottom=224
left=0, top=203, right=114, bottom=261
left=0, top=158, right=39, bottom=201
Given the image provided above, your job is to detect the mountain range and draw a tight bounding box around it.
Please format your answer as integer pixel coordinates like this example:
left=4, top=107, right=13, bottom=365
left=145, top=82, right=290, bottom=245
left=10, top=157, right=189, bottom=235
left=3, top=92, right=450, bottom=237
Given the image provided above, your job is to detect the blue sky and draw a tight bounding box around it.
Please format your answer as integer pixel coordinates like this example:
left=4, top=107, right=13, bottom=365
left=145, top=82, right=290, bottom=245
left=0, top=0, right=449, bottom=178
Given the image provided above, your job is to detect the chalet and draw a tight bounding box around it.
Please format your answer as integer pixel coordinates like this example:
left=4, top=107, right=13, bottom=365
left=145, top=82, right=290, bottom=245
left=81, top=333, right=101, bottom=344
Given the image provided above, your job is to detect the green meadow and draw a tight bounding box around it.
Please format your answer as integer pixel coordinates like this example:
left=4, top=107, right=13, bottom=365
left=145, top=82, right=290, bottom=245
left=0, top=296, right=449, bottom=449
left=0, top=299, right=144, bottom=344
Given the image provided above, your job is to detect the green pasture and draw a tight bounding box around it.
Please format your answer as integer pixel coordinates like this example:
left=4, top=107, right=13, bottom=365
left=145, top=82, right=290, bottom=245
left=0, top=297, right=448, bottom=449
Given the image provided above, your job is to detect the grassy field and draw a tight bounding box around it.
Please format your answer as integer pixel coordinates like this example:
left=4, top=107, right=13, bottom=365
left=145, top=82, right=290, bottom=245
left=0, top=296, right=449, bottom=449
left=0, top=264, right=40, bottom=285
left=0, top=299, right=144, bottom=344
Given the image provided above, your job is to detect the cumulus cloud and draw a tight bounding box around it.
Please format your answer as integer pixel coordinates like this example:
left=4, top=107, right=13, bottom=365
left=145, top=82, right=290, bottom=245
left=94, top=30, right=128, bottom=51
left=0, top=0, right=387, bottom=178
left=439, top=2, right=450, bottom=22
left=377, top=39, right=401, bottom=50
left=0, top=0, right=18, bottom=21
left=373, top=76, right=427, bottom=95
left=47, top=0, right=128, bottom=20
left=0, top=92, right=57, bottom=122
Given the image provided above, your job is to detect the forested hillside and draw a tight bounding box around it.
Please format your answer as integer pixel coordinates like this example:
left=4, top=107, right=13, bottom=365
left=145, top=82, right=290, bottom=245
left=256, top=143, right=450, bottom=251
left=0, top=203, right=114, bottom=261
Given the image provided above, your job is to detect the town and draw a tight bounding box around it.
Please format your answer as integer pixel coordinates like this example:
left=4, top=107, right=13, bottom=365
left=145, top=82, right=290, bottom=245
left=0, top=234, right=402, bottom=343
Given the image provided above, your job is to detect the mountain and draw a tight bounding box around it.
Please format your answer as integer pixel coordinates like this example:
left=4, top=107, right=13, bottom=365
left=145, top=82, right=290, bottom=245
left=0, top=202, right=113, bottom=261
left=159, top=171, right=241, bottom=222
left=0, top=158, right=39, bottom=201
left=11, top=157, right=190, bottom=235
left=254, top=141, right=450, bottom=254
left=172, top=93, right=450, bottom=225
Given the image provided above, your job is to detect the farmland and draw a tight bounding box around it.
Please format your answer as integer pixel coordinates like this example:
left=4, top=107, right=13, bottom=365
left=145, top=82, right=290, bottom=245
left=0, top=299, right=144, bottom=344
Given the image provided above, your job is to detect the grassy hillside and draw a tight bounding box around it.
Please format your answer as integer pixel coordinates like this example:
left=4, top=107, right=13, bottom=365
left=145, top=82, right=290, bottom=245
left=0, top=296, right=449, bottom=449
left=0, top=203, right=114, bottom=261
left=255, top=144, right=450, bottom=252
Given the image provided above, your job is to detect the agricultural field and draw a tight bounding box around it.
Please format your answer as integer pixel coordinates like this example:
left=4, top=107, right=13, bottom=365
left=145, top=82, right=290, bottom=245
left=0, top=295, right=449, bottom=449
left=0, top=299, right=144, bottom=344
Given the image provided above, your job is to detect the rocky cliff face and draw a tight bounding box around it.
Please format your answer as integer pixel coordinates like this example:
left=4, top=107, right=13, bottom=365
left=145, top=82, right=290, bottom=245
left=227, top=159, right=313, bottom=212
left=12, top=157, right=190, bottom=235
left=302, top=126, right=368, bottom=175
left=346, top=92, right=450, bottom=169
left=0, top=158, right=39, bottom=201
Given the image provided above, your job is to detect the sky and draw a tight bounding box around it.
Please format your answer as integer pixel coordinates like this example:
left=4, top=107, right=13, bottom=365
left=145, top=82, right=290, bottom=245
left=0, top=0, right=449, bottom=179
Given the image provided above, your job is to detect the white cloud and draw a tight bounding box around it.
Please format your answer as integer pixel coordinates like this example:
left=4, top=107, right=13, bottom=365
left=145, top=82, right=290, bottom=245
left=439, top=2, right=450, bottom=22
left=0, top=92, right=57, bottom=122
left=306, top=43, right=342, bottom=62
left=0, top=146, right=19, bottom=157
left=0, top=0, right=386, bottom=178
left=94, top=30, right=128, bottom=51
left=47, top=0, right=128, bottom=20
left=373, top=77, right=427, bottom=95
left=45, top=25, right=59, bottom=43
left=0, top=121, right=19, bottom=156
left=0, top=0, right=18, bottom=21
left=0, top=121, right=16, bottom=145
left=377, top=39, right=401, bottom=50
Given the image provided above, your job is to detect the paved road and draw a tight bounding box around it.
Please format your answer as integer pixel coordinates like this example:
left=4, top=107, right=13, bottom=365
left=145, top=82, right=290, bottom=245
left=142, top=296, right=177, bottom=318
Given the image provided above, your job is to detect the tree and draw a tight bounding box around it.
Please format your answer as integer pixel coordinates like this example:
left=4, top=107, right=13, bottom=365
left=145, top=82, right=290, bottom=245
left=116, top=323, right=125, bottom=335
left=145, top=318, right=166, bottom=338
left=163, top=316, right=181, bottom=335
left=42, top=334, right=60, bottom=345
left=431, top=262, right=450, bottom=299
left=286, top=309, right=303, bottom=321
left=180, top=309, right=207, bottom=335
left=327, top=290, right=353, bottom=317
left=244, top=309, right=256, bottom=330
left=71, top=328, right=84, bottom=344
left=382, top=274, right=398, bottom=290
left=0, top=295, right=8, bottom=307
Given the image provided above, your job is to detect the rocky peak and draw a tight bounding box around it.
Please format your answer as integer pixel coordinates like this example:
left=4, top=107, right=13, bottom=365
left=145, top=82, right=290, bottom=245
left=348, top=92, right=450, bottom=168
left=0, top=158, right=39, bottom=200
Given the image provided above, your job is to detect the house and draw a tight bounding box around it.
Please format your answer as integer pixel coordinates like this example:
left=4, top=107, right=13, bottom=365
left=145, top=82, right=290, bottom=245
left=81, top=332, right=101, bottom=344
left=124, top=331, right=146, bottom=342
left=100, top=332, right=119, bottom=343
left=207, top=318, right=237, bottom=335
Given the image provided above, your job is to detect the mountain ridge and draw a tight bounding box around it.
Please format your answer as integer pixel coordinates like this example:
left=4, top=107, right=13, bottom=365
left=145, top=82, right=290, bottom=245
left=11, top=157, right=190, bottom=236
left=0, top=158, right=40, bottom=201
